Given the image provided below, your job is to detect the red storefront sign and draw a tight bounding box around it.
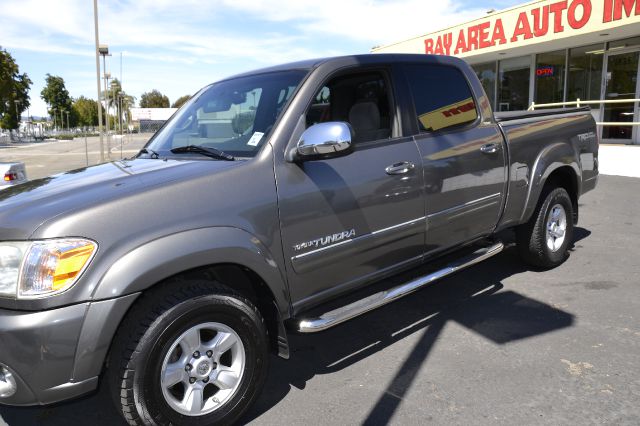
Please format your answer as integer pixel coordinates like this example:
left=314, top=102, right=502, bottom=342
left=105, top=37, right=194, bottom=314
left=424, top=0, right=640, bottom=55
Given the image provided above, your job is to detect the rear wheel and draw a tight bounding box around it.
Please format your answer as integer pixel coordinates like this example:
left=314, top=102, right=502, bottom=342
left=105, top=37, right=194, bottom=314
left=516, top=187, right=574, bottom=269
left=108, top=280, right=269, bottom=425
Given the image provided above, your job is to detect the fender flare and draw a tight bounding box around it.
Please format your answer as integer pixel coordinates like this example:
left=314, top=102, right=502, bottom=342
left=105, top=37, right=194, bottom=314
left=521, top=142, right=581, bottom=223
left=71, top=227, right=290, bottom=382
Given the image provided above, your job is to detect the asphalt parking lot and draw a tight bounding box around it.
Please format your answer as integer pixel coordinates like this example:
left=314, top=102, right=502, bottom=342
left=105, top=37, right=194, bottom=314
left=0, top=134, right=149, bottom=180
left=0, top=168, right=639, bottom=424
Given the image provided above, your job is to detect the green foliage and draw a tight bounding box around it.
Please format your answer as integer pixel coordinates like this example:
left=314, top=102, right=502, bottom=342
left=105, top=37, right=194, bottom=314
left=55, top=134, right=75, bottom=140
left=73, top=96, right=100, bottom=127
left=0, top=46, right=32, bottom=130
left=121, top=94, right=135, bottom=122
left=106, top=78, right=122, bottom=108
left=139, top=89, right=170, bottom=108
left=40, top=74, right=75, bottom=127
left=171, top=94, right=191, bottom=108
left=54, top=132, right=99, bottom=140
left=105, top=78, right=135, bottom=131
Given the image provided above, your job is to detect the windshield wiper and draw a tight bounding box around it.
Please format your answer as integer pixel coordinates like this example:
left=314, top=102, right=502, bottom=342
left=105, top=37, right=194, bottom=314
left=139, top=148, right=160, bottom=159
left=170, top=145, right=235, bottom=161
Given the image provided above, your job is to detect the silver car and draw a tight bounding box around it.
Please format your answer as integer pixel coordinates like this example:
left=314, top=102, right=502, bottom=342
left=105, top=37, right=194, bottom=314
left=0, top=162, right=27, bottom=189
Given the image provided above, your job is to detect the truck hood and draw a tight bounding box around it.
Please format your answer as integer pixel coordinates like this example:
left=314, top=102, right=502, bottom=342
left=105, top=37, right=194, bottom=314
left=0, top=158, right=238, bottom=240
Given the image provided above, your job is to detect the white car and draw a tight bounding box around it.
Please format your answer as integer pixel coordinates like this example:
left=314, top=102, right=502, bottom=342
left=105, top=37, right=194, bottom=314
left=0, top=162, right=27, bottom=189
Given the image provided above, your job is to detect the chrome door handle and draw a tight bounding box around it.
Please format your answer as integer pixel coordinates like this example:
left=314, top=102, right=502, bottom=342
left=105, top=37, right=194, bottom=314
left=480, top=143, right=498, bottom=154
left=385, top=161, right=415, bottom=175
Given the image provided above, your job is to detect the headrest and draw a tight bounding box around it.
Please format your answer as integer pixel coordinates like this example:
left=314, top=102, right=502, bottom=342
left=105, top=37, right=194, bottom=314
left=348, top=101, right=380, bottom=131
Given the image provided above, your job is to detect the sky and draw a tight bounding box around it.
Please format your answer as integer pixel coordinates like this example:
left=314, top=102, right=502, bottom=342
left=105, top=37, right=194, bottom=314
left=0, top=0, right=522, bottom=117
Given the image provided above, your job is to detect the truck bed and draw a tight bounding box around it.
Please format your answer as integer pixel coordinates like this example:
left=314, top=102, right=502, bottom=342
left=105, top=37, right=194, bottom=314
left=494, top=107, right=598, bottom=231
left=494, top=106, right=591, bottom=122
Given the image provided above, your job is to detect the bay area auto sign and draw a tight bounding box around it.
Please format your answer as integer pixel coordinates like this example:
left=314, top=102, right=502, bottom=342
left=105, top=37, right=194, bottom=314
left=376, top=0, right=640, bottom=57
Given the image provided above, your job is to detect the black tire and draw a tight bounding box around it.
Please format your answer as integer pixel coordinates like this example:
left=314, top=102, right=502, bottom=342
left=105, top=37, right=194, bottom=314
left=516, top=187, right=574, bottom=269
left=107, top=279, right=269, bottom=426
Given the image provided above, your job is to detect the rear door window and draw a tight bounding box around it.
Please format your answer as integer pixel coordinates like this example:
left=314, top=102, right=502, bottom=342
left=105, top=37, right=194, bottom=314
left=403, top=64, right=478, bottom=132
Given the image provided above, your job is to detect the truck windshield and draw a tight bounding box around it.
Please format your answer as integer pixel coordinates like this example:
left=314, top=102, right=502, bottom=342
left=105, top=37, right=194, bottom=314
left=144, top=70, right=307, bottom=159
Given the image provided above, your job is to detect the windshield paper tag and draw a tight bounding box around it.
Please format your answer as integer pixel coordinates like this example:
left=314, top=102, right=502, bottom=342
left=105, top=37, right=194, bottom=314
left=247, top=132, right=264, bottom=146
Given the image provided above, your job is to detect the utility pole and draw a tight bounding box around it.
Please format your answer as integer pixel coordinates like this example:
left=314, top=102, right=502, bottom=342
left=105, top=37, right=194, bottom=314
left=119, top=51, right=124, bottom=135
left=105, top=73, right=111, bottom=158
left=60, top=109, right=64, bottom=133
left=93, top=0, right=105, bottom=162
left=103, top=69, right=110, bottom=135
left=13, top=100, right=20, bottom=134
left=66, top=111, right=70, bottom=132
left=118, top=92, right=123, bottom=135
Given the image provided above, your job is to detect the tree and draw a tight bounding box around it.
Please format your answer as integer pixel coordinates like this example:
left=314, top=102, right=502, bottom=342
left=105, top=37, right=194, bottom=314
left=73, top=96, right=101, bottom=127
left=121, top=94, right=136, bottom=126
left=106, top=78, right=122, bottom=129
left=40, top=74, right=74, bottom=127
left=0, top=46, right=32, bottom=130
left=139, top=89, right=170, bottom=108
left=171, top=94, right=191, bottom=108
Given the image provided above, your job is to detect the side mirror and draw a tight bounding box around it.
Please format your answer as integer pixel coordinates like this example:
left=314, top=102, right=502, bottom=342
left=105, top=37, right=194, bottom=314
left=289, top=122, right=353, bottom=162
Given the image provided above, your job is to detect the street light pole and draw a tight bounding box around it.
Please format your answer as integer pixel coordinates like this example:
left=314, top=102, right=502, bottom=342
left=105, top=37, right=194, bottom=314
left=13, top=100, right=20, bottom=134
left=66, top=111, right=70, bottom=132
left=94, top=0, right=105, bottom=162
left=103, top=68, right=110, bottom=135
left=118, top=92, right=123, bottom=135
left=60, top=109, right=64, bottom=133
left=105, top=73, right=112, bottom=158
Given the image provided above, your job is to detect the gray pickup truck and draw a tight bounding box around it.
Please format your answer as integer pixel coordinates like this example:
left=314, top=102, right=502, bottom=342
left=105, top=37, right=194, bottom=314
left=0, top=54, right=598, bottom=425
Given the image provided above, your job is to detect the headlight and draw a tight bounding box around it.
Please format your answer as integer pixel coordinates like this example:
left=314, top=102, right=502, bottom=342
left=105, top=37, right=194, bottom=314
left=0, top=239, right=97, bottom=299
left=0, top=243, right=30, bottom=297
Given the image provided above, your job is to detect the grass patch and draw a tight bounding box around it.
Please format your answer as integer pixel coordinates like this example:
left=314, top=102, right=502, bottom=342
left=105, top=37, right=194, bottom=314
left=54, top=133, right=100, bottom=140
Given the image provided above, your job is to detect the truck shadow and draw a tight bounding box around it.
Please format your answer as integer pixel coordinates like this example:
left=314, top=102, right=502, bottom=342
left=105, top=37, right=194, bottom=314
left=242, top=239, right=584, bottom=424
left=0, top=229, right=589, bottom=426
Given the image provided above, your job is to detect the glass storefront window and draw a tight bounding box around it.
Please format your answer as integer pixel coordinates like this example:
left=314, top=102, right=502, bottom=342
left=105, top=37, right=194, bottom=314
left=471, top=62, right=496, bottom=109
left=567, top=44, right=604, bottom=107
left=609, top=36, right=640, bottom=50
left=535, top=50, right=566, bottom=104
left=602, top=51, right=639, bottom=140
left=498, top=56, right=531, bottom=111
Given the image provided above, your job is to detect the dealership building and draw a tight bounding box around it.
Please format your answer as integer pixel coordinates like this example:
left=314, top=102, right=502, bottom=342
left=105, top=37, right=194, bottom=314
left=373, top=0, right=640, bottom=144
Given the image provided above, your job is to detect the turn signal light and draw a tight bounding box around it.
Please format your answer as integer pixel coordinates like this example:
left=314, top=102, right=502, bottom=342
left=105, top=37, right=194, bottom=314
left=51, top=244, right=96, bottom=290
left=19, top=239, right=97, bottom=298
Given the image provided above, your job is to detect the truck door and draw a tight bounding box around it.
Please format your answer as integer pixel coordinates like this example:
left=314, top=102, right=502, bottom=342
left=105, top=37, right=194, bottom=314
left=400, top=63, right=507, bottom=254
left=274, top=69, right=425, bottom=313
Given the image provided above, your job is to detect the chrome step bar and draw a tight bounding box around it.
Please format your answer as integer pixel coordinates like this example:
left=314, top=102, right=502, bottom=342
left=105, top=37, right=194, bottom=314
left=296, top=242, right=504, bottom=333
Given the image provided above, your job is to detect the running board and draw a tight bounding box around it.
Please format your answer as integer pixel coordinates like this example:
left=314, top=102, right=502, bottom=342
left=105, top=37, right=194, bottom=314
left=296, top=242, right=504, bottom=333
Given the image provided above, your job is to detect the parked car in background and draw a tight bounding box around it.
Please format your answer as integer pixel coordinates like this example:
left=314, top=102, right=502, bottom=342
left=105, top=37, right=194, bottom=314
left=0, top=163, right=27, bottom=190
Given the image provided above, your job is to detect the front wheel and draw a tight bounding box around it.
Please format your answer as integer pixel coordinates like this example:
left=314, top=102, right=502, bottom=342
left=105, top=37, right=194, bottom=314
left=108, top=280, right=269, bottom=425
left=516, top=187, right=574, bottom=269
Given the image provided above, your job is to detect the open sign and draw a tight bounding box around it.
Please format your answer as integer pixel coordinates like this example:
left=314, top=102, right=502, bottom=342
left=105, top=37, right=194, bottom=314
left=536, top=66, right=555, bottom=77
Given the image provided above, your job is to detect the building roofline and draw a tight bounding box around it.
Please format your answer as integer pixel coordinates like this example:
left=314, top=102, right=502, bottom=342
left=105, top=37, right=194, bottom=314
left=371, top=0, right=543, bottom=52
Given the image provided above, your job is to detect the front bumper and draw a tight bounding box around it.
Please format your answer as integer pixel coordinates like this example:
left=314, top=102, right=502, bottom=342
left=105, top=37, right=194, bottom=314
left=0, top=293, right=138, bottom=406
left=0, top=303, right=89, bottom=405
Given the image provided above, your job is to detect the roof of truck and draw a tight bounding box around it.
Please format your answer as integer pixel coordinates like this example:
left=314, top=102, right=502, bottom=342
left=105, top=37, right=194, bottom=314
left=218, top=53, right=466, bottom=82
